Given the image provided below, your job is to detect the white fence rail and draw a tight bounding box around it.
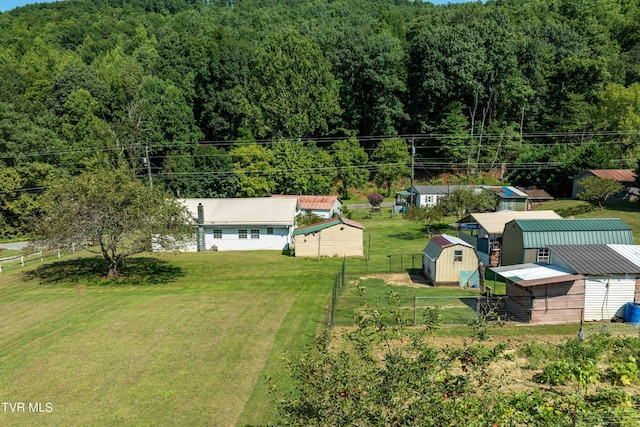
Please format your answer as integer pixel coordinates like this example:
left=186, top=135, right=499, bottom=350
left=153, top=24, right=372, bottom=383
left=0, top=248, right=73, bottom=273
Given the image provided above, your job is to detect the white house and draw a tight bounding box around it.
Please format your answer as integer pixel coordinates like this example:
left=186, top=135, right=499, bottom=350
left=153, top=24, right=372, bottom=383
left=411, top=185, right=475, bottom=207
left=410, top=185, right=529, bottom=210
left=272, top=195, right=342, bottom=219
left=180, top=198, right=298, bottom=251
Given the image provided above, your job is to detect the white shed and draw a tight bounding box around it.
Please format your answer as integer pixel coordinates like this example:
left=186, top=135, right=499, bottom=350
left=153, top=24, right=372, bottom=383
left=550, top=245, right=640, bottom=321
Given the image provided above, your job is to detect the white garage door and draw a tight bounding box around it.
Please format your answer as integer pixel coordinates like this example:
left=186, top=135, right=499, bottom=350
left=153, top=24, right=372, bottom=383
left=584, top=276, right=636, bottom=321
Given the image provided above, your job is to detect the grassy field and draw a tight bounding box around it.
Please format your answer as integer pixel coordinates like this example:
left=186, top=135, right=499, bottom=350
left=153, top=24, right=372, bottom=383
left=0, top=252, right=345, bottom=426
left=1, top=198, right=640, bottom=425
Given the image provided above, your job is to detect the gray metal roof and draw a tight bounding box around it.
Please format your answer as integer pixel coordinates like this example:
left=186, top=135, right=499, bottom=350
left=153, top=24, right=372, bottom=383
left=490, top=263, right=583, bottom=287
left=550, top=245, right=640, bottom=275
left=412, top=185, right=474, bottom=194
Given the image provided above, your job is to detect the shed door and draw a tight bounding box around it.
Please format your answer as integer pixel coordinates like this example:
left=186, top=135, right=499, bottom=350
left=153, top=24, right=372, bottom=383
left=584, top=276, right=636, bottom=321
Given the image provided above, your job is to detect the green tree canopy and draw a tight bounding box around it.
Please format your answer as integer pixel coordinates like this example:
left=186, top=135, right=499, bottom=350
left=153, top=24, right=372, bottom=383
left=331, top=137, right=369, bottom=200
left=32, top=165, right=194, bottom=278
left=371, top=137, right=410, bottom=196
left=577, top=176, right=624, bottom=209
left=238, top=30, right=341, bottom=140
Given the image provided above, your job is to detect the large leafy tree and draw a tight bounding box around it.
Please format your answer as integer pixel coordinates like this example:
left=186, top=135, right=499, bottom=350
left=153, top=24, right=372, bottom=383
left=230, top=142, right=275, bottom=197
left=32, top=166, right=194, bottom=278
left=331, top=137, right=369, bottom=200
left=0, top=162, right=57, bottom=238
left=371, top=137, right=410, bottom=196
left=271, top=140, right=334, bottom=195
left=439, top=187, right=498, bottom=220
left=161, top=144, right=237, bottom=198
left=238, top=30, right=341, bottom=139
left=328, top=28, right=407, bottom=136
left=577, top=176, right=624, bottom=209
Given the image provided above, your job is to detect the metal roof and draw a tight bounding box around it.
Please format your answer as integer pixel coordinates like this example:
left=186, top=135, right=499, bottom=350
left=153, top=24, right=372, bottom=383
left=412, top=185, right=474, bottom=194
left=458, top=210, right=561, bottom=235
left=609, top=245, right=640, bottom=268
left=293, top=217, right=363, bottom=236
left=512, top=219, right=633, bottom=248
left=550, top=245, right=640, bottom=275
left=181, top=198, right=298, bottom=226
left=482, top=186, right=528, bottom=198
left=518, top=188, right=554, bottom=200
left=588, top=169, right=636, bottom=182
left=490, top=263, right=583, bottom=287
left=514, top=218, right=631, bottom=232
left=423, top=234, right=474, bottom=260
left=272, top=195, right=341, bottom=211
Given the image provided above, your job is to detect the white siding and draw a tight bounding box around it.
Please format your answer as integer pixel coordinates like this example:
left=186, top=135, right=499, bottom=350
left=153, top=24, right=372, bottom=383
left=423, top=254, right=436, bottom=283
left=584, top=276, right=636, bottom=321
left=183, top=226, right=291, bottom=251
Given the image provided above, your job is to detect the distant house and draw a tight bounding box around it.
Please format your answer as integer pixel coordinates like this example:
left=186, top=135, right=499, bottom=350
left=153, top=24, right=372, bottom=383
left=550, top=245, right=640, bottom=321
left=572, top=169, right=638, bottom=199
left=456, top=210, right=562, bottom=267
left=422, top=234, right=479, bottom=287
left=518, top=187, right=554, bottom=209
left=293, top=217, right=364, bottom=257
left=410, top=185, right=529, bottom=211
left=490, top=263, right=585, bottom=324
left=272, top=195, right=342, bottom=219
left=181, top=198, right=298, bottom=252
left=483, top=186, right=529, bottom=211
left=501, top=218, right=634, bottom=266
left=410, top=185, right=471, bottom=208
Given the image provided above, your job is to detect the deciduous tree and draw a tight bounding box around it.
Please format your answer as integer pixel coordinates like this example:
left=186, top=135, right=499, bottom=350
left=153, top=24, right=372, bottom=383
left=577, top=176, right=624, bottom=209
left=32, top=165, right=194, bottom=278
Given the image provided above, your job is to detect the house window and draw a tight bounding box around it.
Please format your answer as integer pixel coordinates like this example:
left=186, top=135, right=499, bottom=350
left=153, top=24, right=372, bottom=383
left=426, top=195, right=434, bottom=205
left=251, top=229, right=260, bottom=239
left=454, top=250, right=463, bottom=262
left=537, top=248, right=550, bottom=264
left=239, top=229, right=247, bottom=239
left=267, top=227, right=274, bottom=235
left=213, top=229, right=222, bottom=239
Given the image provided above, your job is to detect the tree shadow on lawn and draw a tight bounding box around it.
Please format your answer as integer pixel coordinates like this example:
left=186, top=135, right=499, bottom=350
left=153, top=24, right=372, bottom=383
left=555, top=202, right=598, bottom=217
left=24, top=257, right=184, bottom=286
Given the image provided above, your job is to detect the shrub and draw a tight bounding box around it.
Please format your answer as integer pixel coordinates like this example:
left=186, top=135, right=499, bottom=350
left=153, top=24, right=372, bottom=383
left=366, top=192, right=384, bottom=207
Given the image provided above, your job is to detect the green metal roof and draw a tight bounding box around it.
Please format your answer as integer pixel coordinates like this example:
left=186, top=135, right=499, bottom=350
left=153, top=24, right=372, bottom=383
left=512, top=218, right=633, bottom=248
left=293, top=217, right=364, bottom=236
left=514, top=218, right=631, bottom=232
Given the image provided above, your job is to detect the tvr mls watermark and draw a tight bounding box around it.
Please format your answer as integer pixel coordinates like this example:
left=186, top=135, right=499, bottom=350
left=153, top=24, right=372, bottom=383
left=2, top=402, right=53, bottom=413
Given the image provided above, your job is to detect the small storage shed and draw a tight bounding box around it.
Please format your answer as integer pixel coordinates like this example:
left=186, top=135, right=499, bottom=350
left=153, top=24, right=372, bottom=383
left=293, top=217, right=364, bottom=257
left=490, top=264, right=585, bottom=324
left=501, top=218, right=634, bottom=266
left=550, top=245, right=640, bottom=321
left=422, top=235, right=479, bottom=287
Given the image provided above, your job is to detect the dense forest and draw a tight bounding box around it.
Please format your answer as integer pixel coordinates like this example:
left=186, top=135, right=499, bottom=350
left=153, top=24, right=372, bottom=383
left=1, top=0, right=640, bottom=237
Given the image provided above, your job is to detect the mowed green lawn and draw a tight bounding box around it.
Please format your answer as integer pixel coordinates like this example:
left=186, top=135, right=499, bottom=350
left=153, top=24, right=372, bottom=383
left=0, top=251, right=345, bottom=426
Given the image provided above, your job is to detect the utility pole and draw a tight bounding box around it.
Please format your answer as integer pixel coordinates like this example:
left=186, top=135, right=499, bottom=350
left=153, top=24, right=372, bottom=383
left=410, top=137, right=415, bottom=206
left=145, top=144, right=153, bottom=188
